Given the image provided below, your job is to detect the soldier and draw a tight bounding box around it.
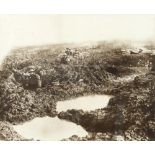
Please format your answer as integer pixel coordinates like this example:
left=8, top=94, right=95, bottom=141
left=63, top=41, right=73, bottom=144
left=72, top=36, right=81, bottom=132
left=26, top=72, right=42, bottom=88
left=65, top=48, right=72, bottom=55
left=26, top=66, right=42, bottom=88
left=12, top=68, right=24, bottom=83
left=13, top=67, right=42, bottom=88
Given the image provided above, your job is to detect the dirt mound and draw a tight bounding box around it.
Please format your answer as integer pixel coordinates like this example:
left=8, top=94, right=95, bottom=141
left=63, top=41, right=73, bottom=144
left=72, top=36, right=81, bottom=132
left=58, top=73, right=155, bottom=140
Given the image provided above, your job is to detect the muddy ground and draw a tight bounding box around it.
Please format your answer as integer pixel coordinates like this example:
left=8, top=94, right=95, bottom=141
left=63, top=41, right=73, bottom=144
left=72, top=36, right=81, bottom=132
left=0, top=41, right=154, bottom=140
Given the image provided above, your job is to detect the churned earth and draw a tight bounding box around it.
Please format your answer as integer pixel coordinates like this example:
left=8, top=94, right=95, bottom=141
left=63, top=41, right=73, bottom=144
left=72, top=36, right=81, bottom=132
left=0, top=41, right=154, bottom=140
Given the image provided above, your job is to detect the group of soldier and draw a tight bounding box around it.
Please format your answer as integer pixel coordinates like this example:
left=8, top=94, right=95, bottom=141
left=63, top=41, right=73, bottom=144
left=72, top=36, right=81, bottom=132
left=12, top=48, right=76, bottom=89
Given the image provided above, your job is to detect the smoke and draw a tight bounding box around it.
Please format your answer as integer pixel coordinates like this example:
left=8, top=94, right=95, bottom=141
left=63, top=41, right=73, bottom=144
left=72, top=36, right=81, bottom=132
left=0, top=15, right=155, bottom=66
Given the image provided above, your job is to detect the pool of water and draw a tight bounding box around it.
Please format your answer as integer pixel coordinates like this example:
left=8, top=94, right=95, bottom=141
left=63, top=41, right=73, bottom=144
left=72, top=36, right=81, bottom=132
left=57, top=95, right=112, bottom=112
left=13, top=116, right=88, bottom=141
left=13, top=94, right=112, bottom=140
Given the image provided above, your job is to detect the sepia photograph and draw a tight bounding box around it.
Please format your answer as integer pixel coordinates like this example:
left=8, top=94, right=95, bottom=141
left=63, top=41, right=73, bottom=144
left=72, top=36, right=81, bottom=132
left=0, top=14, right=155, bottom=141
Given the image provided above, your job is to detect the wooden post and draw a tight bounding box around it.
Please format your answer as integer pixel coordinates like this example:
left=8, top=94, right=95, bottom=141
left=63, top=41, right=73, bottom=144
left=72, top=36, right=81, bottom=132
left=36, top=74, right=42, bottom=88
left=152, top=54, right=155, bottom=71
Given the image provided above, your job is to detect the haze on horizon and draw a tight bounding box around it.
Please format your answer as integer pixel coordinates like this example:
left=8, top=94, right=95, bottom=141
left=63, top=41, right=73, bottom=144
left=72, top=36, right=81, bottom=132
left=0, top=15, right=155, bottom=63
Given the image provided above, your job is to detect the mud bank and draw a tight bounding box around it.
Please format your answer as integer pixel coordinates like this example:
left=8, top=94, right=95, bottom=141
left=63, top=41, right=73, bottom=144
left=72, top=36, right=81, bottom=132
left=0, top=121, right=24, bottom=140
left=0, top=42, right=153, bottom=140
left=59, top=73, right=155, bottom=140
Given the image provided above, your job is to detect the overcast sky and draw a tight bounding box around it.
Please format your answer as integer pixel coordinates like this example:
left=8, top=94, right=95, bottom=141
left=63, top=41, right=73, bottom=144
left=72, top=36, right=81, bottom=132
left=0, top=15, right=155, bottom=63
